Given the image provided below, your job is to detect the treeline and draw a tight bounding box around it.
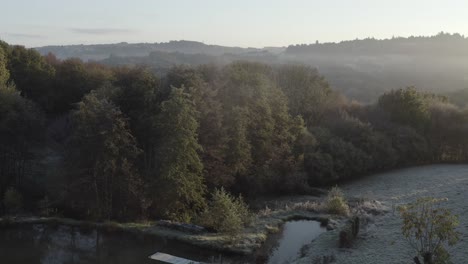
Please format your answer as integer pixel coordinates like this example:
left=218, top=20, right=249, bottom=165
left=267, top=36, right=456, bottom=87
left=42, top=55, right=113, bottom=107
left=36, top=40, right=262, bottom=61
left=286, top=32, right=468, bottom=56
left=2, top=41, right=468, bottom=222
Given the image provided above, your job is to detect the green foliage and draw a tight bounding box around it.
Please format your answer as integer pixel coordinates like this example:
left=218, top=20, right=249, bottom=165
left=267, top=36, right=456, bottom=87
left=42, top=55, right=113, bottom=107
left=51, top=58, right=112, bottom=113
left=65, top=92, right=142, bottom=220
left=225, top=106, right=252, bottom=176
left=276, top=64, right=336, bottom=125
left=165, top=66, right=230, bottom=188
left=3, top=39, right=468, bottom=223
left=305, top=127, right=370, bottom=185
left=378, top=87, right=430, bottom=132
left=220, top=62, right=307, bottom=194
left=398, top=197, right=460, bottom=264
left=196, top=188, right=253, bottom=235
left=153, top=87, right=207, bottom=222
left=3, top=187, right=23, bottom=214
left=0, top=85, right=44, bottom=204
left=326, top=186, right=350, bottom=216
left=110, top=66, right=160, bottom=179
left=6, top=45, right=55, bottom=110
left=0, top=47, right=9, bottom=85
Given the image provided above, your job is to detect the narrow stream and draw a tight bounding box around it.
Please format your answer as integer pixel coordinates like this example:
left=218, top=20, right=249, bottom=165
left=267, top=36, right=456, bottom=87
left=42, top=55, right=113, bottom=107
left=256, top=220, right=326, bottom=264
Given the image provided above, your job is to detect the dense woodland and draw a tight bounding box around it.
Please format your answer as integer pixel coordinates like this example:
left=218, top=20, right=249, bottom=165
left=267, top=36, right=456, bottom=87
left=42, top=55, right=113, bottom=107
left=36, top=33, right=468, bottom=103
left=2, top=40, right=468, bottom=222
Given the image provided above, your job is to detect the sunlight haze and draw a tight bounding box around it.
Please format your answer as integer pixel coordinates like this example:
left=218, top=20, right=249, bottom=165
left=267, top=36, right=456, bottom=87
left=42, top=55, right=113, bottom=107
left=2, top=0, right=468, bottom=47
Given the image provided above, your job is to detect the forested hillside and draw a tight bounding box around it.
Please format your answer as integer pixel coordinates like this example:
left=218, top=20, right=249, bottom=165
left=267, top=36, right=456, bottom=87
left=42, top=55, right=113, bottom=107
left=36, top=40, right=271, bottom=61
left=35, top=33, right=468, bottom=103
left=2, top=41, right=468, bottom=222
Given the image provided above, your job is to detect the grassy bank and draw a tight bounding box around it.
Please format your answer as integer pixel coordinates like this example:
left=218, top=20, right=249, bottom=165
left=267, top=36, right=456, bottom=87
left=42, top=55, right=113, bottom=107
left=0, top=204, right=337, bottom=255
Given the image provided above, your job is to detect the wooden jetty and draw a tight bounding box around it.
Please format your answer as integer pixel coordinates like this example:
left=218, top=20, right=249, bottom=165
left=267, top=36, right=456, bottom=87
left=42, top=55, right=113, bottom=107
left=149, top=252, right=202, bottom=264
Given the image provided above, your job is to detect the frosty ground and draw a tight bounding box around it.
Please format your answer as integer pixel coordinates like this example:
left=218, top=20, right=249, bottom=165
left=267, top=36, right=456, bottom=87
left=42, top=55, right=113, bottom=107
left=294, top=164, right=468, bottom=264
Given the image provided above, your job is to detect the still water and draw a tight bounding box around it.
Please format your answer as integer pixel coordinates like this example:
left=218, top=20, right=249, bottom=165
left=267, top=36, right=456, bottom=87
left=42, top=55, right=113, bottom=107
left=0, top=220, right=325, bottom=264
left=257, top=220, right=326, bottom=264
left=0, top=224, right=227, bottom=264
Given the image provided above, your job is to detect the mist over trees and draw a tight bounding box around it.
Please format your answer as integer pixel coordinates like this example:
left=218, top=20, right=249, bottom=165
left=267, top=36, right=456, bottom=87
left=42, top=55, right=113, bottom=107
left=2, top=40, right=468, bottom=221
left=35, top=33, right=468, bottom=103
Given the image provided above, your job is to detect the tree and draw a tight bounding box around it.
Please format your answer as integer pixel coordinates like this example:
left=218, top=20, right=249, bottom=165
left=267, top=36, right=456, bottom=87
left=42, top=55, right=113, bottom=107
left=65, top=92, right=142, bottom=220
left=51, top=59, right=92, bottom=114
left=0, top=47, right=9, bottom=85
left=304, top=127, right=370, bottom=185
left=0, top=85, right=44, bottom=204
left=378, top=87, right=430, bottom=132
left=6, top=45, right=55, bottom=109
left=111, top=66, right=160, bottom=177
left=225, top=106, right=253, bottom=179
left=152, top=87, right=206, bottom=221
left=276, top=64, right=338, bottom=126
left=426, top=102, right=468, bottom=161
left=216, top=62, right=312, bottom=194
left=398, top=198, right=460, bottom=264
left=196, top=187, right=252, bottom=235
left=165, top=65, right=229, bottom=188
left=326, top=111, right=397, bottom=171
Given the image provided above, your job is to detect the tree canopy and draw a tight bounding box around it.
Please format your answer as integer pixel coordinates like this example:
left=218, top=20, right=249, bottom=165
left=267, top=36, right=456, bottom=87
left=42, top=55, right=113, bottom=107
left=3, top=42, right=468, bottom=222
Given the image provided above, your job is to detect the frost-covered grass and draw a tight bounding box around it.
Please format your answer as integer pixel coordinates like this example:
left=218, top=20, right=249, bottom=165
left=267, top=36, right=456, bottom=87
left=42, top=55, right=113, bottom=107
left=12, top=165, right=463, bottom=262
left=0, top=202, right=331, bottom=256
left=294, top=164, right=468, bottom=264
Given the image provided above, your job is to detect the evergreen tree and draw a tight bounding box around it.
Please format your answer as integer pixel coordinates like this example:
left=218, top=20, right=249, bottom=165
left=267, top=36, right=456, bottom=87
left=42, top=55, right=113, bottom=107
left=153, top=87, right=206, bottom=221
left=65, top=92, right=142, bottom=220
left=165, top=66, right=229, bottom=188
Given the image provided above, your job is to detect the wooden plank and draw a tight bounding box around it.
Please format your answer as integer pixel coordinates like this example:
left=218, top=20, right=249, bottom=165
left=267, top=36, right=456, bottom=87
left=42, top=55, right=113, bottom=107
left=148, top=252, right=201, bottom=264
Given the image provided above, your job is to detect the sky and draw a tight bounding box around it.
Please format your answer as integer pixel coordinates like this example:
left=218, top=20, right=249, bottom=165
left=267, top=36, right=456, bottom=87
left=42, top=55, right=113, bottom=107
left=1, top=0, right=468, bottom=48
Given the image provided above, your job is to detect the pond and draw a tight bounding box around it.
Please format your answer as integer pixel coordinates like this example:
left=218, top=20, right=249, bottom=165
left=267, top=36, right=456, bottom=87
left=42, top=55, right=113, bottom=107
left=0, top=224, right=232, bottom=264
left=256, top=220, right=326, bottom=264
left=0, top=220, right=326, bottom=264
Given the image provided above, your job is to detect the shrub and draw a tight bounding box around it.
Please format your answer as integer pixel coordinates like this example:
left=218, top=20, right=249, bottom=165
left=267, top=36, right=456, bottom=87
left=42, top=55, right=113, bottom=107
left=196, top=188, right=253, bottom=235
left=3, top=187, right=23, bottom=214
left=325, top=186, right=349, bottom=216
left=398, top=197, right=460, bottom=264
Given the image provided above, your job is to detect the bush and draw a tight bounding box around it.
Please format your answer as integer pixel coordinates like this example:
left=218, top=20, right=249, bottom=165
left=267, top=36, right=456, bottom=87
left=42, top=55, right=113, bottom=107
left=196, top=188, right=253, bottom=235
left=398, top=197, right=460, bottom=264
left=325, top=186, right=349, bottom=216
left=3, top=187, right=23, bottom=214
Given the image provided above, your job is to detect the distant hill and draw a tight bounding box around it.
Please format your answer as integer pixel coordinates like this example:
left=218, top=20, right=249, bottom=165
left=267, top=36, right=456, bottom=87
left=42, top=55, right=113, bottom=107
left=285, top=32, right=468, bottom=56
left=281, top=33, right=468, bottom=102
left=35, top=40, right=283, bottom=61
left=34, top=33, right=468, bottom=103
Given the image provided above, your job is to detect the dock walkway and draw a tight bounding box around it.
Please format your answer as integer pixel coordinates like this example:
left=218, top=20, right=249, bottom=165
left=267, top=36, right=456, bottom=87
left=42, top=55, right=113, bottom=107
left=149, top=252, right=202, bottom=264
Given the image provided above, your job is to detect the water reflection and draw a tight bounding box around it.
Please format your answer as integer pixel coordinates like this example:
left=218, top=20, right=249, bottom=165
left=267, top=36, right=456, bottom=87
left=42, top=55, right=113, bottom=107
left=0, top=224, right=224, bottom=264
left=257, top=220, right=326, bottom=264
left=0, top=221, right=325, bottom=264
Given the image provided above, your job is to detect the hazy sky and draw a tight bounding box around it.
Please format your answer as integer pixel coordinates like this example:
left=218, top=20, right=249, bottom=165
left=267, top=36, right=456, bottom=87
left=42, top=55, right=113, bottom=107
left=1, top=0, right=468, bottom=48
